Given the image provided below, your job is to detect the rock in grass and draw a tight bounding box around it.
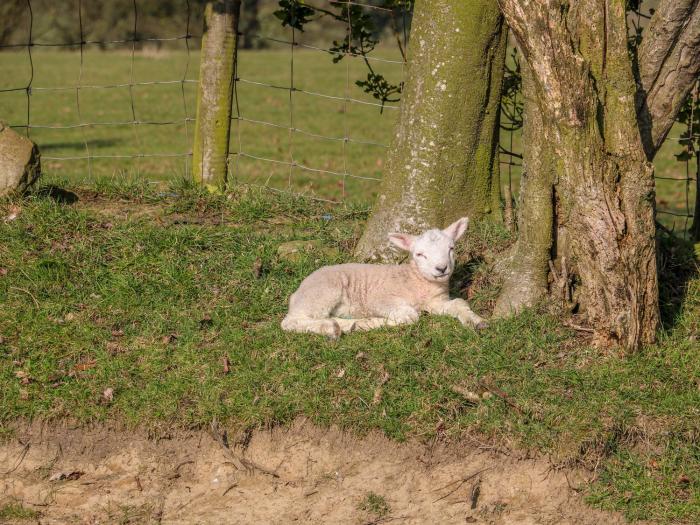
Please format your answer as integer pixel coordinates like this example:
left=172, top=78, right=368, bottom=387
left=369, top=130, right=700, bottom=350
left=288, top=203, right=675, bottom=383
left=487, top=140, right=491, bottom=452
left=0, top=121, right=41, bottom=197
left=277, top=240, right=339, bottom=262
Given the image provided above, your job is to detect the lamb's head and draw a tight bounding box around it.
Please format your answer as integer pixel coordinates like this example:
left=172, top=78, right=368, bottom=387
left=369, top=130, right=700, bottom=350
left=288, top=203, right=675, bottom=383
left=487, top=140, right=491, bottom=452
left=388, top=217, right=469, bottom=282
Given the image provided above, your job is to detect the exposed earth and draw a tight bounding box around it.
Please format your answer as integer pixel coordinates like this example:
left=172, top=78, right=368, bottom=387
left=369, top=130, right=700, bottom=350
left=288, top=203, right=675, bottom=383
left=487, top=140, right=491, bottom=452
left=0, top=419, right=630, bottom=524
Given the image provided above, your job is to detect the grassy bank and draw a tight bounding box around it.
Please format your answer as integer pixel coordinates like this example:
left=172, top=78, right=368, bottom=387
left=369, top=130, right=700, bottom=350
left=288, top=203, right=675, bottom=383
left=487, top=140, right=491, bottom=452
left=0, top=180, right=698, bottom=522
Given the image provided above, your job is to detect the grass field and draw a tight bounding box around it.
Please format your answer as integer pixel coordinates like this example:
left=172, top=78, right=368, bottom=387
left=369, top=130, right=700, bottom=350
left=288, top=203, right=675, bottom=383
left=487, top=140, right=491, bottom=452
left=1, top=45, right=699, bottom=522
left=0, top=48, right=697, bottom=230
left=0, top=182, right=699, bottom=522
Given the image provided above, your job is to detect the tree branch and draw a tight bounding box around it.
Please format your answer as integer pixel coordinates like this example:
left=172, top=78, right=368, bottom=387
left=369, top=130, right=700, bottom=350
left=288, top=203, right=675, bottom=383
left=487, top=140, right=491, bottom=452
left=637, top=0, right=700, bottom=158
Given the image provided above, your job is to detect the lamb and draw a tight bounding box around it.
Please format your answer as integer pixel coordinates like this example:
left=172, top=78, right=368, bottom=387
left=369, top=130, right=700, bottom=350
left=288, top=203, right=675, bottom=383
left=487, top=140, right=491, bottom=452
left=281, top=217, right=488, bottom=338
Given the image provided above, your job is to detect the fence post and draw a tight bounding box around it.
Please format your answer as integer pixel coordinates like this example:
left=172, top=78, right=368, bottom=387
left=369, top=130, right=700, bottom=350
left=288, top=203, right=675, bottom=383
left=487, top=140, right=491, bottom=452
left=192, top=0, right=241, bottom=188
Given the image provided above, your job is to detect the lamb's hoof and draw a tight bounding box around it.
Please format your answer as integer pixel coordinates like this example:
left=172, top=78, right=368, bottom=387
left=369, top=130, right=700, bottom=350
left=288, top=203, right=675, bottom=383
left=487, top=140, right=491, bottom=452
left=325, top=320, right=342, bottom=340
left=475, top=321, right=489, bottom=331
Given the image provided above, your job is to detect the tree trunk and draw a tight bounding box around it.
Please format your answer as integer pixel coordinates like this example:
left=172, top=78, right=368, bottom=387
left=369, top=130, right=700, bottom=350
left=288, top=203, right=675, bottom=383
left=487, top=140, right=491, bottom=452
left=495, top=0, right=666, bottom=350
left=192, top=0, right=241, bottom=188
left=636, top=0, right=700, bottom=158
left=355, top=0, right=506, bottom=262
left=493, top=63, right=555, bottom=315
left=692, top=148, right=700, bottom=242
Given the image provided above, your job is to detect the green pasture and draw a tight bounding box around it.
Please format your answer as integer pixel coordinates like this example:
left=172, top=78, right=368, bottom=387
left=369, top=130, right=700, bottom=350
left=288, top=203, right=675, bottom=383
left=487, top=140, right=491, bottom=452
left=0, top=48, right=696, bottom=230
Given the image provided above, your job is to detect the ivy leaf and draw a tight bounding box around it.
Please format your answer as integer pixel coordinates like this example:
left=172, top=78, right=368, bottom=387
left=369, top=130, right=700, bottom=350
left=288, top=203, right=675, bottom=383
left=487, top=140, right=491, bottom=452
left=675, top=150, right=693, bottom=162
left=274, top=0, right=316, bottom=32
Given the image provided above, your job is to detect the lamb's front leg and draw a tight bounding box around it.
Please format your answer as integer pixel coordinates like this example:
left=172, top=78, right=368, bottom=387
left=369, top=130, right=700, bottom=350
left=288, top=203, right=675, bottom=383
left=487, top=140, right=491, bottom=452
left=346, top=305, right=420, bottom=332
left=427, top=298, right=488, bottom=330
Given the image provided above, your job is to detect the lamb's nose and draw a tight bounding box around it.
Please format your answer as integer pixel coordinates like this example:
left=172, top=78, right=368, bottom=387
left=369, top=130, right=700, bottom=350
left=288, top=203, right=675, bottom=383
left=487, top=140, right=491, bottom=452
left=436, top=265, right=447, bottom=274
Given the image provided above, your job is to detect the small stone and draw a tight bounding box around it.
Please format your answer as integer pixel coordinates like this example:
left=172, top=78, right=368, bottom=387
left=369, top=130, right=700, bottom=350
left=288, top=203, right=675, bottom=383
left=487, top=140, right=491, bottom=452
left=0, top=121, right=41, bottom=197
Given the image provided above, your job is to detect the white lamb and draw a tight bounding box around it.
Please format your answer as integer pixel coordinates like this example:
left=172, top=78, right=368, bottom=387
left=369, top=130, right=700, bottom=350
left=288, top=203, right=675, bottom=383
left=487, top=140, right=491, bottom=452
left=281, top=217, right=488, bottom=338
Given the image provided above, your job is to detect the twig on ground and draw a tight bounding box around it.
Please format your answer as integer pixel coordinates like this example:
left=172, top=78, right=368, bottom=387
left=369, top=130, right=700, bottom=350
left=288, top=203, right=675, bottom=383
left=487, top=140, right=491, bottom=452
left=477, top=379, right=525, bottom=416
left=210, top=420, right=280, bottom=478
left=222, top=482, right=238, bottom=496
left=9, top=287, right=40, bottom=309
left=432, top=467, right=491, bottom=503
left=563, top=321, right=595, bottom=333
left=1, top=442, right=30, bottom=475
left=470, top=477, right=481, bottom=509
left=168, top=460, right=194, bottom=480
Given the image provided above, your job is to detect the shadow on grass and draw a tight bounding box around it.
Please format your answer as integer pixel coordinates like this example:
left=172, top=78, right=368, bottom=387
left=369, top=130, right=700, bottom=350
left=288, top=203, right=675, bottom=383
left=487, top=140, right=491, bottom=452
left=450, top=256, right=486, bottom=297
left=34, top=185, right=79, bottom=204
left=39, top=138, right=123, bottom=151
left=658, top=233, right=699, bottom=329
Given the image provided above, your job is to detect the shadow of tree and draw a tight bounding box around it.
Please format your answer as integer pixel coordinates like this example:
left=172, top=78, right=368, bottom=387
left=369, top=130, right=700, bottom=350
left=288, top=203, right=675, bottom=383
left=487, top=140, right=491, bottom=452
left=34, top=185, right=79, bottom=204
left=39, top=138, right=123, bottom=151
left=658, top=233, right=699, bottom=329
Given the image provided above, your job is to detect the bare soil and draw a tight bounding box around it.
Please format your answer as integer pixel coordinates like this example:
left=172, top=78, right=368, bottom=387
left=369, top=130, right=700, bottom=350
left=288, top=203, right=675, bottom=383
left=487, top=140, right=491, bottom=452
left=0, top=419, right=630, bottom=525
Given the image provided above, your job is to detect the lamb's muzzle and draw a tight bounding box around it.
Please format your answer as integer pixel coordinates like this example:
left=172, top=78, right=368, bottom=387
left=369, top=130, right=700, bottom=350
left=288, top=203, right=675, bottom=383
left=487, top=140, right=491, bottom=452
left=281, top=217, right=488, bottom=338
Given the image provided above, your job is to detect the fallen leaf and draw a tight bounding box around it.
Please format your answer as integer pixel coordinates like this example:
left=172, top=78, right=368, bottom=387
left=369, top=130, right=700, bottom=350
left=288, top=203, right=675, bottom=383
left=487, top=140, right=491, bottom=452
left=372, top=367, right=391, bottom=405
left=222, top=356, right=231, bottom=374
left=355, top=351, right=367, bottom=361
left=63, top=312, right=76, bottom=322
left=162, top=333, right=177, bottom=344
left=102, top=388, right=114, bottom=402
left=19, top=388, right=29, bottom=400
left=15, top=370, right=31, bottom=384
left=378, top=366, right=390, bottom=385
left=451, top=384, right=481, bottom=404
left=252, top=257, right=263, bottom=278
left=49, top=471, right=84, bottom=482
left=372, top=386, right=383, bottom=405
left=4, top=205, right=21, bottom=222
left=72, top=360, right=97, bottom=373
left=677, top=474, right=691, bottom=486
left=105, top=341, right=124, bottom=355
left=335, top=368, right=346, bottom=379
left=0, top=268, right=7, bottom=277
left=111, top=329, right=125, bottom=338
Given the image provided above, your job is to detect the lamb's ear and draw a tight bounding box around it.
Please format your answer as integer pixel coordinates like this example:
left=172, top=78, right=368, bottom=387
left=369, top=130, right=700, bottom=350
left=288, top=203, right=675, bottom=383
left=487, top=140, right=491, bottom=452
left=388, top=233, right=416, bottom=252
left=443, top=217, right=469, bottom=240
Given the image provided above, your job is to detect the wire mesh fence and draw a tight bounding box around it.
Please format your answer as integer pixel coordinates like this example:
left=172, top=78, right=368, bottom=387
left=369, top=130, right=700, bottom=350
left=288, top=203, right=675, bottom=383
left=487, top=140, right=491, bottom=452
left=1, top=0, right=199, bottom=181
left=0, top=0, right=697, bottom=237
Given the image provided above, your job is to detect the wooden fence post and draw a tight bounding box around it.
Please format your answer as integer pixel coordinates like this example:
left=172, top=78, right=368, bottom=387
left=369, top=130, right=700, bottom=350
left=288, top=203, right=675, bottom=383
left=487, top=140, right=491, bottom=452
left=192, top=0, right=241, bottom=188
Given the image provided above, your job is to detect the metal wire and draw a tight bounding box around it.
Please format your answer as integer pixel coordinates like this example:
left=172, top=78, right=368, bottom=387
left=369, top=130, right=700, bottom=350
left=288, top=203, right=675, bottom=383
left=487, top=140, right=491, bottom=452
left=0, top=0, right=695, bottom=227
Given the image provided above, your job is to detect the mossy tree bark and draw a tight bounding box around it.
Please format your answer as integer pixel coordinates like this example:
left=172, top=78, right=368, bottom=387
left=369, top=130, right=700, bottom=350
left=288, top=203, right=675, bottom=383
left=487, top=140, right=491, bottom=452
left=495, top=0, right=700, bottom=350
left=493, top=62, right=556, bottom=315
left=192, top=0, right=241, bottom=188
left=355, top=0, right=507, bottom=262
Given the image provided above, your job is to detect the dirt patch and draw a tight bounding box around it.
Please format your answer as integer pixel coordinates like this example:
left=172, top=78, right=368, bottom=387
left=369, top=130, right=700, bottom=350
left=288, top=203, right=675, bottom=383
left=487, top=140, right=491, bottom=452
left=0, top=419, right=630, bottom=524
left=75, top=194, right=166, bottom=222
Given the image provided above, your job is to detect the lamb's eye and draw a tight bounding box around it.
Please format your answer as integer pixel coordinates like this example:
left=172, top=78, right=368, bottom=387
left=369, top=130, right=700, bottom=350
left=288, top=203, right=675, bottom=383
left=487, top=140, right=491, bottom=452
left=416, top=252, right=426, bottom=258
left=449, top=247, right=454, bottom=252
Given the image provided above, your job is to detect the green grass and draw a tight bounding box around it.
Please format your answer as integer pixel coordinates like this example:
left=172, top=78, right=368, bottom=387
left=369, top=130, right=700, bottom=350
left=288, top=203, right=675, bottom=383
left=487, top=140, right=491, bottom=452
left=0, top=48, right=696, bottom=227
left=0, top=181, right=698, bottom=522
left=0, top=47, right=401, bottom=203
left=358, top=492, right=391, bottom=519
left=0, top=502, right=40, bottom=521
